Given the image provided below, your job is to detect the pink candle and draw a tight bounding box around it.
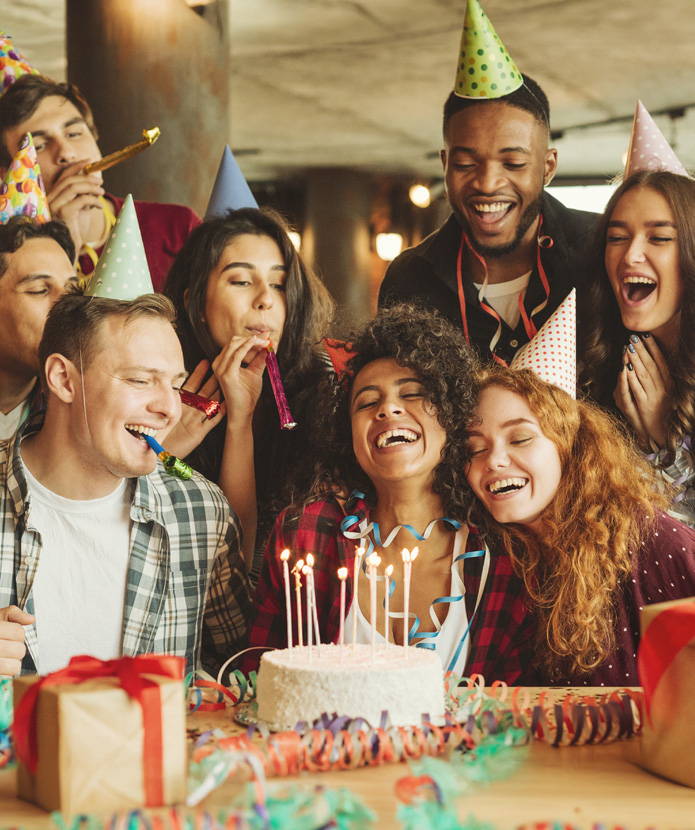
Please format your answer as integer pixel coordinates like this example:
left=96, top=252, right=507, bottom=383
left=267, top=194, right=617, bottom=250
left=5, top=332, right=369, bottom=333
left=367, top=553, right=381, bottom=664
left=338, top=567, right=348, bottom=663
left=280, top=549, right=293, bottom=657
left=292, top=559, right=304, bottom=647
left=352, top=546, right=365, bottom=649
left=384, top=564, right=393, bottom=647
left=306, top=554, right=321, bottom=657
left=303, top=564, right=313, bottom=662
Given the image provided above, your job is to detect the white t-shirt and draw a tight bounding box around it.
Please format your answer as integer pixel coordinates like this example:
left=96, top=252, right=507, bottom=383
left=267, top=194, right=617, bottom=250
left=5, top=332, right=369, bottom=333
left=473, top=271, right=532, bottom=330
left=344, top=530, right=490, bottom=675
left=23, top=463, right=133, bottom=674
left=0, top=398, right=30, bottom=441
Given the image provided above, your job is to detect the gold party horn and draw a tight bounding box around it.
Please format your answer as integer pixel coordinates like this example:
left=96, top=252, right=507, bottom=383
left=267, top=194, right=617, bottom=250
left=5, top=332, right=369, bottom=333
left=84, top=127, right=161, bottom=174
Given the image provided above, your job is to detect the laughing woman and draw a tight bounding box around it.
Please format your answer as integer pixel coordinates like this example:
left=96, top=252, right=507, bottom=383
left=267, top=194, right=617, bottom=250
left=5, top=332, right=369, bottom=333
left=465, top=366, right=695, bottom=685
left=246, top=305, right=539, bottom=682
left=580, top=171, right=695, bottom=525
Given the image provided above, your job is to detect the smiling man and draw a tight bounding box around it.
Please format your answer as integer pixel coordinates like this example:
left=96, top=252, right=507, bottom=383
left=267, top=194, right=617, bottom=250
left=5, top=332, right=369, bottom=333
left=379, top=75, right=597, bottom=366
left=0, top=217, right=77, bottom=439
left=0, top=291, right=250, bottom=676
left=0, top=75, right=200, bottom=291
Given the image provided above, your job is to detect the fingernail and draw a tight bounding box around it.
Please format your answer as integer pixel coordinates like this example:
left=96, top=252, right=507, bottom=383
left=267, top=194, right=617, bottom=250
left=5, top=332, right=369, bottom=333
left=627, top=362, right=634, bottom=371
left=622, top=345, right=627, bottom=355
left=630, top=334, right=639, bottom=344
left=628, top=343, right=636, bottom=354
left=643, top=332, right=651, bottom=339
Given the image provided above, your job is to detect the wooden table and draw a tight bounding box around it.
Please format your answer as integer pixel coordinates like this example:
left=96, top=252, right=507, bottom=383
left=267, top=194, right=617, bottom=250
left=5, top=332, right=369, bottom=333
left=2, top=692, right=694, bottom=829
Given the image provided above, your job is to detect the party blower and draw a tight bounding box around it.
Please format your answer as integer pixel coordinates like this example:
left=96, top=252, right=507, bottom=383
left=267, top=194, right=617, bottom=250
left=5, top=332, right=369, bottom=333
left=142, top=433, right=193, bottom=480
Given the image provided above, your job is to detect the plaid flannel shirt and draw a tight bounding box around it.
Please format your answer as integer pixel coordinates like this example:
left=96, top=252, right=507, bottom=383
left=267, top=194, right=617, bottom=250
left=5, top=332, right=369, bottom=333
left=246, top=494, right=536, bottom=682
left=0, top=418, right=251, bottom=675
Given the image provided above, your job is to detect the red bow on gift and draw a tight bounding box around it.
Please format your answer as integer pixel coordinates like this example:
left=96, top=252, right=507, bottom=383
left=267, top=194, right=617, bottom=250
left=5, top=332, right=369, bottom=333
left=637, top=601, right=695, bottom=723
left=13, top=653, right=184, bottom=807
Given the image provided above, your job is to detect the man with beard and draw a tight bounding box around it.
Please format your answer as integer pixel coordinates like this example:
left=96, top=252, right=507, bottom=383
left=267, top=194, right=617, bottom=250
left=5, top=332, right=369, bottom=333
left=378, top=75, right=597, bottom=364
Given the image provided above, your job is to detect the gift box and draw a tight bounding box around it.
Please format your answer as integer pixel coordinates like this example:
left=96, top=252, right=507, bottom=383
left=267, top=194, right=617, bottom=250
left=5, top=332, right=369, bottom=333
left=13, top=654, right=188, bottom=815
left=637, top=596, right=695, bottom=788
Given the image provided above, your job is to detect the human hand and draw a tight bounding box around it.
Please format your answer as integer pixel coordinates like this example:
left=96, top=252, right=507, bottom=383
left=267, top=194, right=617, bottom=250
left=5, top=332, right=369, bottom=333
left=0, top=605, right=34, bottom=677
left=165, top=360, right=227, bottom=459
left=212, top=335, right=269, bottom=429
left=47, top=161, right=105, bottom=257
left=614, top=333, right=672, bottom=449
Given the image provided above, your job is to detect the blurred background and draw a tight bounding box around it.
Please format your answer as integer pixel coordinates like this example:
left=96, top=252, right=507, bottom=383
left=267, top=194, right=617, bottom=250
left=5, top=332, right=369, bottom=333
left=3, top=0, right=694, bottom=322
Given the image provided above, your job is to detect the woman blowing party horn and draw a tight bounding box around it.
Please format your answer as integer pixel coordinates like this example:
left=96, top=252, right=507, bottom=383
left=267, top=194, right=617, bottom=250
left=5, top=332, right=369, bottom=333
left=164, top=207, right=334, bottom=582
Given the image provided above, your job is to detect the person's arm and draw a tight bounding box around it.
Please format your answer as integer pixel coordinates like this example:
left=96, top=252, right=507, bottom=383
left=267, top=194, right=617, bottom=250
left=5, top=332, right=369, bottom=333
left=201, top=494, right=252, bottom=678
left=0, top=605, right=34, bottom=676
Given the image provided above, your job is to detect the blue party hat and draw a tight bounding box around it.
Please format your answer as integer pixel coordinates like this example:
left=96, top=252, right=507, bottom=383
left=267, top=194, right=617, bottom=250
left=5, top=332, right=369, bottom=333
left=204, top=145, right=257, bottom=219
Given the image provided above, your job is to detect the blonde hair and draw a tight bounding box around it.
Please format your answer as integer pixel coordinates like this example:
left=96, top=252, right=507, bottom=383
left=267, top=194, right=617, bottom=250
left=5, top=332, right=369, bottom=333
left=468, top=367, right=668, bottom=678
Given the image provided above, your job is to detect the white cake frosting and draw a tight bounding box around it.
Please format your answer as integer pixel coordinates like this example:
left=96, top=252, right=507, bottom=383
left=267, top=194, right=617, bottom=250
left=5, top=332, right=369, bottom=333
left=256, top=643, right=446, bottom=730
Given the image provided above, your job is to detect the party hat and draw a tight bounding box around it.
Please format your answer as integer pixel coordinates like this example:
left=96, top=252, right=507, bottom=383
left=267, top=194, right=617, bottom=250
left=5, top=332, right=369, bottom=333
left=1, top=33, right=38, bottom=96
left=510, top=289, right=576, bottom=398
left=204, top=145, right=258, bottom=219
left=85, top=195, right=154, bottom=299
left=454, top=0, right=523, bottom=99
left=0, top=133, right=50, bottom=224
left=625, top=101, right=688, bottom=178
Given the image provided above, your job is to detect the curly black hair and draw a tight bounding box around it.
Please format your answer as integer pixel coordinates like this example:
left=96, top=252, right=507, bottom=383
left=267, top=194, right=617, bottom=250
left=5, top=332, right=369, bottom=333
left=310, top=303, right=480, bottom=520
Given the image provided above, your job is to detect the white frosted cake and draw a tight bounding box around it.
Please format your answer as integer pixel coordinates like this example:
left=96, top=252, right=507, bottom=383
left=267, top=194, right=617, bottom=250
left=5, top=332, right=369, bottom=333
left=256, top=643, right=446, bottom=730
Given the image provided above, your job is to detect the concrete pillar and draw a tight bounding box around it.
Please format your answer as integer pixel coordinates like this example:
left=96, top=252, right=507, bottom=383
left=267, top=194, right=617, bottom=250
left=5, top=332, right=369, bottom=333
left=302, top=169, right=374, bottom=328
left=66, top=0, right=229, bottom=216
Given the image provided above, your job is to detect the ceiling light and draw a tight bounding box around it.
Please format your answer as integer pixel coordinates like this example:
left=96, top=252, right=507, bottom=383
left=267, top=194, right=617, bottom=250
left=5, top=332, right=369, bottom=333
left=375, top=233, right=403, bottom=262
left=409, top=184, right=431, bottom=208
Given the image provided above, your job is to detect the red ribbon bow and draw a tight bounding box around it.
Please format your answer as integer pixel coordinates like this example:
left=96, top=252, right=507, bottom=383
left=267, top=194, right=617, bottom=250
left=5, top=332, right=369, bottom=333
left=637, top=601, right=695, bottom=724
left=14, top=653, right=184, bottom=806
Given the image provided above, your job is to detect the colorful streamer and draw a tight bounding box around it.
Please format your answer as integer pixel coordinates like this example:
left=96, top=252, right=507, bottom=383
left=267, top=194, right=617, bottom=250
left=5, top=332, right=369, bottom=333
left=265, top=345, right=297, bottom=430
left=142, top=433, right=193, bottom=480
left=180, top=389, right=221, bottom=420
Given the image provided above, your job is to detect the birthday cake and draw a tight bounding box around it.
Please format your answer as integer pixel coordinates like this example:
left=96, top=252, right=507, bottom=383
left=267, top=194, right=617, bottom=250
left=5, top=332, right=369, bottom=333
left=256, top=643, right=446, bottom=730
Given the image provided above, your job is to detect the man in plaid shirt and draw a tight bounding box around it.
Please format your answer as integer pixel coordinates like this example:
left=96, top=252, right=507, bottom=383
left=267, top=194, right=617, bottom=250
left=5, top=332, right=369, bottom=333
left=0, top=292, right=250, bottom=676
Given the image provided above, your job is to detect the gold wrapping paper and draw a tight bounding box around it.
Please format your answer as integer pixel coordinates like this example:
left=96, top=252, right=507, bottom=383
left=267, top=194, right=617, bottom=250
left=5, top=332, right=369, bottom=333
left=14, top=674, right=187, bottom=815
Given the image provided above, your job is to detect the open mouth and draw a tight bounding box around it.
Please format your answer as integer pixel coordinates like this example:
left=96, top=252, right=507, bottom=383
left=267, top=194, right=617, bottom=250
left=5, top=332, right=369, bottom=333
left=624, top=276, right=656, bottom=303
left=125, top=424, right=158, bottom=442
left=375, top=428, right=419, bottom=449
left=487, top=477, right=527, bottom=495
left=471, top=201, right=513, bottom=225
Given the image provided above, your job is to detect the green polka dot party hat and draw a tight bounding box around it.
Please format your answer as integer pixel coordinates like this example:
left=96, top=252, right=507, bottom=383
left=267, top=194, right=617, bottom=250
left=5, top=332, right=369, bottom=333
left=85, top=194, right=154, bottom=299
left=454, top=0, right=523, bottom=99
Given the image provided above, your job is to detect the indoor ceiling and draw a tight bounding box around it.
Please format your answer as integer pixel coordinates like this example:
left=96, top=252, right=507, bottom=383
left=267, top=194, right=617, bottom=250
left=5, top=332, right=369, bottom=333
left=3, top=0, right=695, bottom=184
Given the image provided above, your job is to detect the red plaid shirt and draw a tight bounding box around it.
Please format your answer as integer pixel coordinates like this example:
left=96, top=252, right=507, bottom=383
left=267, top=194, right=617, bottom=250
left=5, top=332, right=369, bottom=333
left=245, top=495, right=536, bottom=682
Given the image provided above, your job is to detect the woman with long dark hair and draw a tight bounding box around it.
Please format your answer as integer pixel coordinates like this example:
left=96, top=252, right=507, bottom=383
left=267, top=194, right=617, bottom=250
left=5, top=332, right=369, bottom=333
left=164, top=207, right=334, bottom=581
left=580, top=170, right=695, bottom=524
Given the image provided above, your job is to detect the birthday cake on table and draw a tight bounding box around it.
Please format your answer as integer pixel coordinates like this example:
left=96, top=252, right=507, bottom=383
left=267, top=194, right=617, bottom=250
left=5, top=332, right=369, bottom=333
left=256, top=643, right=446, bottom=730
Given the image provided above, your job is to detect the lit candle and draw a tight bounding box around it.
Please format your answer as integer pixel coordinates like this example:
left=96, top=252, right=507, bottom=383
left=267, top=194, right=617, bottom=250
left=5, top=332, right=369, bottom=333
left=401, top=549, right=411, bottom=659
left=306, top=553, right=322, bottom=657
left=367, top=552, right=381, bottom=664
left=280, top=549, right=293, bottom=657
left=338, top=567, right=348, bottom=663
left=352, top=546, right=365, bottom=649
left=302, top=564, right=313, bottom=662
left=384, top=564, right=393, bottom=647
left=292, top=559, right=304, bottom=647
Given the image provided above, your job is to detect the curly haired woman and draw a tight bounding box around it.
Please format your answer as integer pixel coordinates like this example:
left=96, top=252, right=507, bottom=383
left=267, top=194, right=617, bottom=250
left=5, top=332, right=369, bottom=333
left=246, top=304, right=538, bottom=681
left=465, top=366, right=695, bottom=685
left=580, top=170, right=695, bottom=526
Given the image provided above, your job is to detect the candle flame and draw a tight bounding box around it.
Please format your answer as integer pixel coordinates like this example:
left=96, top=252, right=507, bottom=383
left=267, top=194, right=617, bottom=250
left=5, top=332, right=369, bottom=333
left=356, top=546, right=366, bottom=559
left=280, top=549, right=290, bottom=561
left=401, top=548, right=410, bottom=563
left=306, top=553, right=315, bottom=567
left=292, top=558, right=304, bottom=574
left=410, top=546, right=419, bottom=562
left=338, top=567, right=348, bottom=579
left=367, top=553, right=381, bottom=568
left=386, top=564, right=394, bottom=576
left=302, top=565, right=311, bottom=575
